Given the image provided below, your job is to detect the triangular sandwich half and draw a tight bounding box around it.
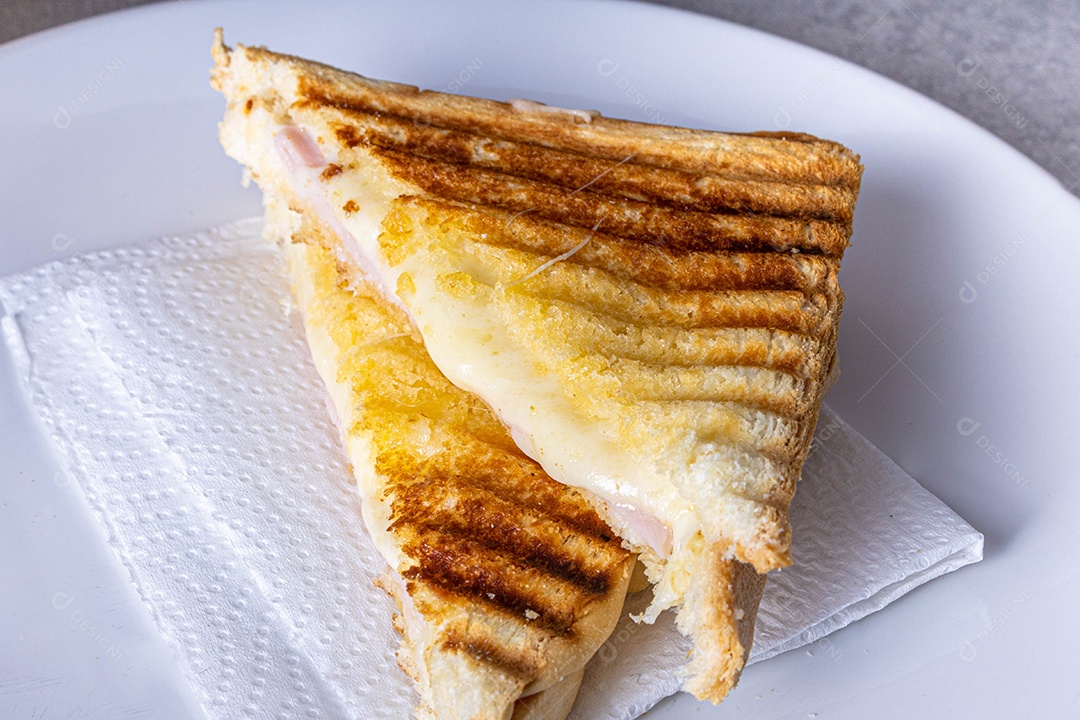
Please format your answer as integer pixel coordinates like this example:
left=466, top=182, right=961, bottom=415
left=213, top=30, right=861, bottom=701
left=274, top=198, right=633, bottom=719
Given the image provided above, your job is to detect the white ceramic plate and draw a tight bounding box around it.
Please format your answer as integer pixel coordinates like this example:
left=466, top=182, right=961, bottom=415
left=2, top=1, right=1078, bottom=717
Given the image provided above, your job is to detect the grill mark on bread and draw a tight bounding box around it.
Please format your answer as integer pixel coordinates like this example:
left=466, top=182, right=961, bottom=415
left=391, top=196, right=840, bottom=294
left=324, top=114, right=856, bottom=222
left=439, top=631, right=539, bottom=680
left=458, top=239, right=841, bottom=316
left=380, top=208, right=837, bottom=336
left=297, top=83, right=862, bottom=188
left=382, top=197, right=835, bottom=375
left=394, top=511, right=616, bottom=596
left=379, top=444, right=617, bottom=542
left=328, top=188, right=831, bottom=376
left=371, top=147, right=847, bottom=256
left=390, top=474, right=620, bottom=557
left=386, top=478, right=624, bottom=594
left=401, top=532, right=584, bottom=636
left=475, top=231, right=840, bottom=294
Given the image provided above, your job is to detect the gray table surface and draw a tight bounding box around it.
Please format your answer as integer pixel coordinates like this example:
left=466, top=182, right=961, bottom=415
left=3, top=0, right=1078, bottom=197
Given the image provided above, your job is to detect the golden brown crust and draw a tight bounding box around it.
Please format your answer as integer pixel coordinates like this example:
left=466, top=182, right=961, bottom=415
left=326, top=112, right=857, bottom=222
left=212, top=28, right=861, bottom=708
left=370, top=147, right=851, bottom=256
left=212, top=28, right=862, bottom=194
left=280, top=210, right=632, bottom=720
left=295, top=75, right=861, bottom=188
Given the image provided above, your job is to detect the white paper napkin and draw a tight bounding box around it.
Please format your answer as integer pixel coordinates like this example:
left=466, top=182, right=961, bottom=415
left=0, top=219, right=983, bottom=720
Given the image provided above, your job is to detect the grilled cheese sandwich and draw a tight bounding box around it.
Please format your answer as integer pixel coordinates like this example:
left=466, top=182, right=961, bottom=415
left=212, top=29, right=861, bottom=705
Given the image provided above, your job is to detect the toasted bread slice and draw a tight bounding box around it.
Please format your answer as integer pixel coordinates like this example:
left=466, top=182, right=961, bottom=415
left=277, top=201, right=632, bottom=719
left=213, top=29, right=857, bottom=702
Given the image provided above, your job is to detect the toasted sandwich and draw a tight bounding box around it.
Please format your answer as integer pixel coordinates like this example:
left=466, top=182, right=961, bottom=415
left=212, top=29, right=862, bottom=702
left=275, top=198, right=633, bottom=719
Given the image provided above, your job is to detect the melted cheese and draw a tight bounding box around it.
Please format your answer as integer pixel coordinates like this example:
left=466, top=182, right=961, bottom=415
left=274, top=125, right=703, bottom=570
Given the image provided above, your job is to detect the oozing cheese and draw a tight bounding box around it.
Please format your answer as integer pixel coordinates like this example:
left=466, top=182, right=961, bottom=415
left=275, top=124, right=702, bottom=574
